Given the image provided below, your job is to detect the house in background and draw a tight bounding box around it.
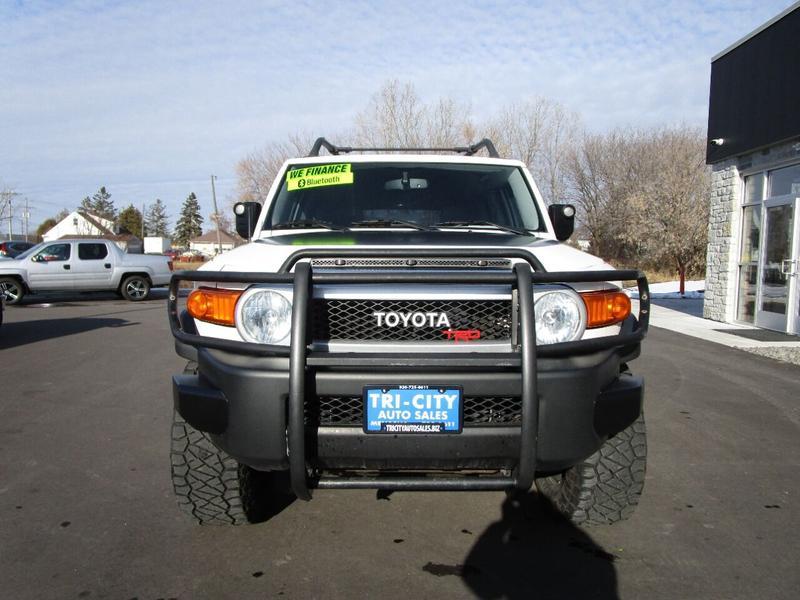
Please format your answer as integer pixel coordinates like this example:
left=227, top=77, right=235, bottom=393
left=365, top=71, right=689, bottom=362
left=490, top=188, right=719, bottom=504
left=42, top=210, right=115, bottom=242
left=103, top=233, right=143, bottom=254
left=42, top=210, right=143, bottom=253
left=189, top=230, right=242, bottom=257
left=704, top=2, right=800, bottom=336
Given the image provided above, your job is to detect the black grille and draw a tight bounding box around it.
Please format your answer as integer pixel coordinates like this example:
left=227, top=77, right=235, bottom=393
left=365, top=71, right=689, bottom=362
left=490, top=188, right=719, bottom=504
left=306, top=396, right=522, bottom=427
left=311, top=299, right=512, bottom=341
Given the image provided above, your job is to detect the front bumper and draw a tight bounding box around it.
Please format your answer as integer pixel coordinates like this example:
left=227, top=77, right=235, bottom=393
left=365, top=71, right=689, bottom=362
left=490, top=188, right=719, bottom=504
left=174, top=345, right=643, bottom=474
left=168, top=249, right=649, bottom=498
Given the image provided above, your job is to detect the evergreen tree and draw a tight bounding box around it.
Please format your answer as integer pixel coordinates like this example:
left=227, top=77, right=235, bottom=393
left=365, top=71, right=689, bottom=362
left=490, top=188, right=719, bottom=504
left=118, top=204, right=144, bottom=236
left=92, top=187, right=116, bottom=221
left=173, top=192, right=203, bottom=246
left=79, top=186, right=116, bottom=221
left=145, top=198, right=170, bottom=236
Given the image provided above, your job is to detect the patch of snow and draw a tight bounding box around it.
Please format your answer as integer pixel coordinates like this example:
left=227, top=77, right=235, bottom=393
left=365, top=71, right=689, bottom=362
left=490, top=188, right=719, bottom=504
left=626, top=280, right=705, bottom=299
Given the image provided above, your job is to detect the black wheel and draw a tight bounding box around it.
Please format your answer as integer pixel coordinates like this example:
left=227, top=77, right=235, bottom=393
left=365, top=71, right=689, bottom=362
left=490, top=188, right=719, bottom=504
left=535, top=413, right=647, bottom=526
left=170, top=363, right=293, bottom=525
left=120, top=275, right=150, bottom=301
left=0, top=277, right=24, bottom=305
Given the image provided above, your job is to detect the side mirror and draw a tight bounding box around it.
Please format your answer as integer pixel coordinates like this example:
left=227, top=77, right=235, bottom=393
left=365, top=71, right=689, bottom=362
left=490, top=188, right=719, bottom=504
left=234, top=202, right=261, bottom=240
left=31, top=255, right=43, bottom=263
left=548, top=204, right=575, bottom=241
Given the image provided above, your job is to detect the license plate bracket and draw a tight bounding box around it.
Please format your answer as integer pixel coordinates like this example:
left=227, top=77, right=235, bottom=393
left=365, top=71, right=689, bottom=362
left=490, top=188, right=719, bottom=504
left=363, top=385, right=462, bottom=434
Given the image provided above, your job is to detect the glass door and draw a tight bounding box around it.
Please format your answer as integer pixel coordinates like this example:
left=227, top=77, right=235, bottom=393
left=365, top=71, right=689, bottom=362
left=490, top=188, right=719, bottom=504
left=755, top=196, right=798, bottom=332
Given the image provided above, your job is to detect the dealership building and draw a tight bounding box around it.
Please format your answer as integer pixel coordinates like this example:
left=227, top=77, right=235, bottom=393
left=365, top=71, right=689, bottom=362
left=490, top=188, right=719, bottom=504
left=704, top=2, right=800, bottom=336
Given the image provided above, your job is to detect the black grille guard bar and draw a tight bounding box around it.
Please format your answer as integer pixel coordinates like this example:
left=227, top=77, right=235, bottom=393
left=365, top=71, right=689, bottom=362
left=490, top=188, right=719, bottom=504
left=167, top=270, right=650, bottom=359
left=166, top=257, right=649, bottom=499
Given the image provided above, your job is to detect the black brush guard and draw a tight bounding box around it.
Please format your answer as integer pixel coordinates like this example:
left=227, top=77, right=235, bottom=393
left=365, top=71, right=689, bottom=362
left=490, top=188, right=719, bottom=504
left=167, top=249, right=649, bottom=499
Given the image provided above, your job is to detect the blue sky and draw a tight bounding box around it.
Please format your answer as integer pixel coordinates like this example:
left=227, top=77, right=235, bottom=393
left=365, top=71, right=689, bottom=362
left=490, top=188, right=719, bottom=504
left=0, top=0, right=793, bottom=233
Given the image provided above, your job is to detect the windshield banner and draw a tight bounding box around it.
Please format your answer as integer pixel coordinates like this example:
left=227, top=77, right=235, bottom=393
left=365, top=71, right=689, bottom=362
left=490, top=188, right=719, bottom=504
left=287, top=164, right=353, bottom=191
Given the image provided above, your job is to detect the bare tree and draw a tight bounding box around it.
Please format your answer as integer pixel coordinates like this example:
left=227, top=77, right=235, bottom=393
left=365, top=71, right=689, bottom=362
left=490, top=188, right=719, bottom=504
left=354, top=80, right=426, bottom=147
left=234, top=134, right=314, bottom=205
left=568, top=126, right=710, bottom=290
left=538, top=102, right=583, bottom=205
left=567, top=129, right=647, bottom=260
left=621, top=126, right=710, bottom=294
left=353, top=80, right=473, bottom=148
left=425, top=97, right=475, bottom=148
left=210, top=211, right=233, bottom=234
left=485, top=98, right=582, bottom=204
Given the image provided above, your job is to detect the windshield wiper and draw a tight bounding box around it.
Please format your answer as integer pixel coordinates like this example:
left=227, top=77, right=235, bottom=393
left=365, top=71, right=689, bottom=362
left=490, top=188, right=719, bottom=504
left=272, top=220, right=342, bottom=230
left=350, top=219, right=431, bottom=231
left=434, top=220, right=528, bottom=236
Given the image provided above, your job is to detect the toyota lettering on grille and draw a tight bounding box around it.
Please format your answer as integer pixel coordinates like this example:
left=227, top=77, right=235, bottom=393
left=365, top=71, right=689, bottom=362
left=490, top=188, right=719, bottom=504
left=373, top=311, right=451, bottom=328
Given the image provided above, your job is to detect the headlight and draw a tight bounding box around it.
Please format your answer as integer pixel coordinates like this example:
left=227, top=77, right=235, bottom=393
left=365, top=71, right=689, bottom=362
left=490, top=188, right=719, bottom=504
left=235, top=288, right=293, bottom=344
left=534, top=289, right=586, bottom=344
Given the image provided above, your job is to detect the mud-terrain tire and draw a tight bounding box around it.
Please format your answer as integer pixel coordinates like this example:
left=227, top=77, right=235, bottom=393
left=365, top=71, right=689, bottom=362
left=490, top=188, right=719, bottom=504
left=170, top=362, right=290, bottom=525
left=171, top=412, right=256, bottom=525
left=0, top=277, right=25, bottom=305
left=120, top=275, right=150, bottom=301
left=535, top=413, right=647, bottom=526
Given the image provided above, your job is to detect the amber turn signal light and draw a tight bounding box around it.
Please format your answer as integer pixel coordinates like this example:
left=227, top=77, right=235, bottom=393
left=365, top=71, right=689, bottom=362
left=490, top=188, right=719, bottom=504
left=580, top=291, right=631, bottom=329
left=186, top=287, right=243, bottom=327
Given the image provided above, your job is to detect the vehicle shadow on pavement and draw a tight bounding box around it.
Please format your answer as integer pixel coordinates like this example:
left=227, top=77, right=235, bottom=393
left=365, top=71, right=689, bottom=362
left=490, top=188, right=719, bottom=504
left=0, top=317, right=136, bottom=350
left=458, top=492, right=618, bottom=599
left=15, top=288, right=172, bottom=306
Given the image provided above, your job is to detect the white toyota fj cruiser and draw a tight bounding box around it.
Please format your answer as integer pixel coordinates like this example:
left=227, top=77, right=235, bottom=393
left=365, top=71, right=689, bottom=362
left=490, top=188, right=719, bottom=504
left=168, top=138, right=650, bottom=526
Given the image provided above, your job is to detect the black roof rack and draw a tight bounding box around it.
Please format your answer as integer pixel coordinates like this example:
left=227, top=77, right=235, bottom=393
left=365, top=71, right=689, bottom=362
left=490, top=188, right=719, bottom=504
left=307, top=137, right=500, bottom=158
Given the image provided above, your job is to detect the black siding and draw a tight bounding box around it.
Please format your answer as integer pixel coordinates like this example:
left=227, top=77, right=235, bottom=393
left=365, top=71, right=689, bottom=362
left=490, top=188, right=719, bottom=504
left=707, top=6, right=800, bottom=164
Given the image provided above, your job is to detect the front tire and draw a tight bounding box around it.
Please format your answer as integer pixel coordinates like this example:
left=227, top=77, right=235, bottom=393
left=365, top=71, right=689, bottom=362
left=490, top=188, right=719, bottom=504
left=170, top=413, right=253, bottom=525
left=535, top=414, right=647, bottom=526
left=0, top=277, right=24, bottom=305
left=170, top=362, right=293, bottom=525
left=120, top=275, right=150, bottom=301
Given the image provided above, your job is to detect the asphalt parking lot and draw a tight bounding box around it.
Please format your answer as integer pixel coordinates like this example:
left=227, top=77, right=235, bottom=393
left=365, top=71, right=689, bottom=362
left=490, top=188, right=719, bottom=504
left=1, top=294, right=798, bottom=599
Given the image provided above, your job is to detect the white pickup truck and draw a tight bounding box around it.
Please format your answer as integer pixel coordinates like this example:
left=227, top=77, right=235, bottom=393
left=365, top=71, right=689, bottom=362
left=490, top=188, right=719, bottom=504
left=0, top=238, right=172, bottom=304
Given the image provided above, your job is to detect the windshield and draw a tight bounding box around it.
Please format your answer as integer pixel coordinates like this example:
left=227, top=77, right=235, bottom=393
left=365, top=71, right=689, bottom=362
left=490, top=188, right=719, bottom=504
left=14, top=242, right=46, bottom=260
left=266, top=162, right=544, bottom=232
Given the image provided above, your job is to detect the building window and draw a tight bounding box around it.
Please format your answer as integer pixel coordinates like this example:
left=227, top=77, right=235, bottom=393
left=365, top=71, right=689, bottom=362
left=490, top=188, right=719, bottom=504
left=736, top=206, right=761, bottom=322
left=768, top=163, right=800, bottom=197
left=736, top=174, right=764, bottom=322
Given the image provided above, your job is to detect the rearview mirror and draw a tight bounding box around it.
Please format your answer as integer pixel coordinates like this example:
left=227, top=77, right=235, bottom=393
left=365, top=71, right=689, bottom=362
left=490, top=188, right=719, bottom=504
left=384, top=177, right=428, bottom=190
left=234, top=202, right=261, bottom=240
left=548, top=204, right=576, bottom=241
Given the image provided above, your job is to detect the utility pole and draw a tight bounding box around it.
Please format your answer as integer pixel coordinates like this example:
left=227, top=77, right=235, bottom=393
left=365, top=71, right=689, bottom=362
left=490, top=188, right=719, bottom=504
left=210, top=175, right=222, bottom=255
left=24, top=198, right=30, bottom=242
left=142, top=201, right=146, bottom=239
left=1, top=189, right=20, bottom=239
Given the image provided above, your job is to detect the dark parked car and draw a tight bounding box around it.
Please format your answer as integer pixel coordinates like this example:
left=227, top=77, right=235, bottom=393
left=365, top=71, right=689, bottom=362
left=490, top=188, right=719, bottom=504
left=0, top=241, right=36, bottom=258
